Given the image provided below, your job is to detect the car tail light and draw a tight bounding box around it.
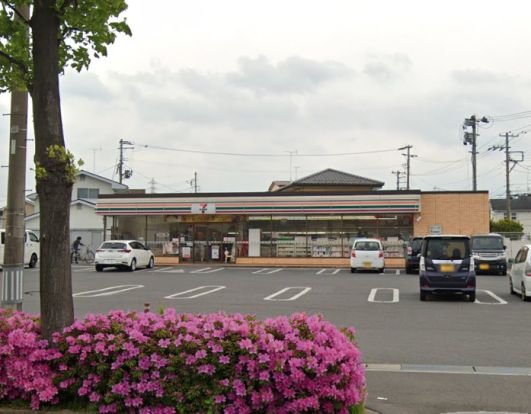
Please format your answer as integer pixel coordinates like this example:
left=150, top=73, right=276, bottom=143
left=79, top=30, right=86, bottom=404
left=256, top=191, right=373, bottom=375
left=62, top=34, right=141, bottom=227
left=525, top=264, right=531, bottom=276
left=378, top=250, right=384, bottom=258
left=407, top=246, right=412, bottom=255
left=118, top=249, right=131, bottom=253
left=96, top=249, right=104, bottom=253
left=351, top=251, right=356, bottom=258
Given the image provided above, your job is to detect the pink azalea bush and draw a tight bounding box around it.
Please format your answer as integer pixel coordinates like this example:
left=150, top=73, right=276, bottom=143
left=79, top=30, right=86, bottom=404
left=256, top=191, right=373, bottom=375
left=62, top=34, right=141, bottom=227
left=0, top=309, right=366, bottom=413
left=0, top=308, right=61, bottom=410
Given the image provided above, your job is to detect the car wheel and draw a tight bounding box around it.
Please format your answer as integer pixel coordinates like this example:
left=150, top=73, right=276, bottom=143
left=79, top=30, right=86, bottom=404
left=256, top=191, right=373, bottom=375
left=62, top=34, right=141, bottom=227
left=147, top=256, right=154, bottom=269
left=350, top=267, right=356, bottom=273
left=510, top=277, right=517, bottom=295
left=95, top=265, right=104, bottom=272
left=379, top=268, right=385, bottom=274
left=420, top=291, right=427, bottom=301
left=129, top=259, right=137, bottom=272
left=522, top=283, right=530, bottom=302
left=468, top=292, right=476, bottom=302
left=29, top=254, right=38, bottom=268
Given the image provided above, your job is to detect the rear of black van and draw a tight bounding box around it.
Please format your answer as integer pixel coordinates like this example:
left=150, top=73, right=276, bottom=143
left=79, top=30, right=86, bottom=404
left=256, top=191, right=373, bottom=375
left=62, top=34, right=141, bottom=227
left=419, top=235, right=476, bottom=302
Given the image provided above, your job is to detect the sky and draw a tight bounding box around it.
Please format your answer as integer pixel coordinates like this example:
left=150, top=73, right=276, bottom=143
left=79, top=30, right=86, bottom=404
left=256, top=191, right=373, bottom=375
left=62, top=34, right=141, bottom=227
left=2, top=0, right=531, bottom=203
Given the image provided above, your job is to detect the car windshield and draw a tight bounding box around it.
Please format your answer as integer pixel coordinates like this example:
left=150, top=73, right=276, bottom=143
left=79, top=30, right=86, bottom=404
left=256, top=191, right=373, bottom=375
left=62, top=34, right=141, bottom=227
left=100, top=242, right=127, bottom=250
left=472, top=237, right=504, bottom=250
left=354, top=241, right=380, bottom=251
left=425, top=238, right=470, bottom=260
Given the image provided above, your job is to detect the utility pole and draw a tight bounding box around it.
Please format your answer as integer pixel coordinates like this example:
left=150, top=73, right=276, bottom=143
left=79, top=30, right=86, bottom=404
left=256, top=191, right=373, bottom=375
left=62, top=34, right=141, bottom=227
left=194, top=172, right=197, bottom=193
left=118, top=139, right=134, bottom=184
left=286, top=150, right=298, bottom=181
left=1, top=4, right=30, bottom=311
left=90, top=147, right=102, bottom=172
left=391, top=170, right=404, bottom=190
left=488, top=132, right=523, bottom=219
left=504, top=133, right=511, bottom=218
left=398, top=145, right=417, bottom=190
left=463, top=115, right=489, bottom=191
left=148, top=178, right=156, bottom=193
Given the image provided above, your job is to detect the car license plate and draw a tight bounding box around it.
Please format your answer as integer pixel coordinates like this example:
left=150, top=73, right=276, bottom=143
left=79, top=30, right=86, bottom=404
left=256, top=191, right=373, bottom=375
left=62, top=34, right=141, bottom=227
left=440, top=264, right=454, bottom=273
left=363, top=261, right=372, bottom=268
left=479, top=264, right=489, bottom=270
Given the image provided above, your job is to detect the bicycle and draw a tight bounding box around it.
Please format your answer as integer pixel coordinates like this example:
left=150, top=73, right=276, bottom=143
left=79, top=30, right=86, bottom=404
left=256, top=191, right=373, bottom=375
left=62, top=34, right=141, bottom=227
left=71, top=246, right=95, bottom=264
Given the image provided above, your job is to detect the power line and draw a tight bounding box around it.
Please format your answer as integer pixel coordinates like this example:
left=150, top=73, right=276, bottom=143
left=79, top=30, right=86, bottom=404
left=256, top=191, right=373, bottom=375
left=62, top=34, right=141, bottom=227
left=133, top=143, right=402, bottom=158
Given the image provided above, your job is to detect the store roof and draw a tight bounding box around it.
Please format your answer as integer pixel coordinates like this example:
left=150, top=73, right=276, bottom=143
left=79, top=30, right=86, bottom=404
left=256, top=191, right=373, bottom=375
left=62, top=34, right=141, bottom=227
left=276, top=168, right=384, bottom=191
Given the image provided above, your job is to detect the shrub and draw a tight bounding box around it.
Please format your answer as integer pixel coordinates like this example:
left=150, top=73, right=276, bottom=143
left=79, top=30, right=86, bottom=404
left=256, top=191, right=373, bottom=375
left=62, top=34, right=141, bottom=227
left=52, top=310, right=365, bottom=413
left=0, top=309, right=366, bottom=413
left=0, top=309, right=61, bottom=410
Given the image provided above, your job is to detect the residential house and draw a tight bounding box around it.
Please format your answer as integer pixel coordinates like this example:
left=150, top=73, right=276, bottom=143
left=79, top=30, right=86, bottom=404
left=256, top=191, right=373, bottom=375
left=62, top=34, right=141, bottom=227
left=25, top=170, right=129, bottom=250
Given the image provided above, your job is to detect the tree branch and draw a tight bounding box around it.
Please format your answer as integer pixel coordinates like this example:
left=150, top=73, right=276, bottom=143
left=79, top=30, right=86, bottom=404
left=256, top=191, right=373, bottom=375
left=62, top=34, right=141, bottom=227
left=1, top=1, right=30, bottom=25
left=0, top=49, right=29, bottom=75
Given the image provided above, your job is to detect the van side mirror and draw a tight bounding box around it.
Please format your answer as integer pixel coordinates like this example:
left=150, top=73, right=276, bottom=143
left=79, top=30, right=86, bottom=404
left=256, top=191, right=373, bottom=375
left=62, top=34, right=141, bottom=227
left=503, top=245, right=507, bottom=250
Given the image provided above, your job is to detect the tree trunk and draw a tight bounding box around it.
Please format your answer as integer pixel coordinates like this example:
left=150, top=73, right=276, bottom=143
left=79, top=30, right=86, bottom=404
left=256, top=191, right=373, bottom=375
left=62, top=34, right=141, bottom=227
left=31, top=0, right=74, bottom=339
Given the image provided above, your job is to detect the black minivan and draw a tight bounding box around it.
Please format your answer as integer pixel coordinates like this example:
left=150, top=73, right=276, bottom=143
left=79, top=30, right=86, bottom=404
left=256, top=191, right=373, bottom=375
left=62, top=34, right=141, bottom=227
left=419, top=235, right=476, bottom=302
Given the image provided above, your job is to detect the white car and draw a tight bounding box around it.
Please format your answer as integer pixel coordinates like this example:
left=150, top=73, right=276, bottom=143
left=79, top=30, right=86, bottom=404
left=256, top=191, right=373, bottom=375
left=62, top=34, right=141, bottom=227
left=509, top=244, right=531, bottom=301
left=350, top=238, right=385, bottom=273
left=95, top=240, right=155, bottom=272
left=0, top=229, right=40, bottom=268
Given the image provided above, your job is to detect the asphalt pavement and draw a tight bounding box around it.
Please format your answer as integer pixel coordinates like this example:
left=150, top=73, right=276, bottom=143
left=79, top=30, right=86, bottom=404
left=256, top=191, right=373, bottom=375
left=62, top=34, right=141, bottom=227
left=16, top=265, right=531, bottom=414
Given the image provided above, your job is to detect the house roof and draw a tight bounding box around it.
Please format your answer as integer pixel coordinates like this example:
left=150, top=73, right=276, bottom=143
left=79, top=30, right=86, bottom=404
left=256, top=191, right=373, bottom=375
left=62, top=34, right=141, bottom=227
left=491, top=196, right=531, bottom=212
left=77, top=170, right=128, bottom=190
left=268, top=180, right=291, bottom=192
left=277, top=168, right=384, bottom=191
left=26, top=170, right=128, bottom=200
left=25, top=199, right=96, bottom=222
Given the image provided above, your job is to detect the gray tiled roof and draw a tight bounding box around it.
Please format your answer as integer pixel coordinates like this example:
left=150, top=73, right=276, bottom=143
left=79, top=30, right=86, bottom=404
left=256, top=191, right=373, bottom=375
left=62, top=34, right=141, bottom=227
left=290, top=168, right=384, bottom=187
left=491, top=196, right=531, bottom=211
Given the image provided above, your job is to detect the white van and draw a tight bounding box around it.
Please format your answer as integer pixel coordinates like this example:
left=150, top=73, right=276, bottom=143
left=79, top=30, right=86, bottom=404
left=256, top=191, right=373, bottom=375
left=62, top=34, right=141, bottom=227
left=350, top=238, right=385, bottom=273
left=0, top=229, right=40, bottom=268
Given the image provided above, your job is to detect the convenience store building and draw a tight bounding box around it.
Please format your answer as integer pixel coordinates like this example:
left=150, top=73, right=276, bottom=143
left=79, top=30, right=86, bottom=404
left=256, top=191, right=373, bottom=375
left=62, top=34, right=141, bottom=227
left=95, top=169, right=490, bottom=266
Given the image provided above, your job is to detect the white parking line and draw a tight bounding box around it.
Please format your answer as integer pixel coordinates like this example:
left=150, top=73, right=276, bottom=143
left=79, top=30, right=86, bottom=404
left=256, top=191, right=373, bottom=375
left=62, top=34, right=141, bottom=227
left=252, top=268, right=283, bottom=274
left=73, top=285, right=144, bottom=297
left=153, top=267, right=185, bottom=273
left=368, top=288, right=400, bottom=303
left=264, top=287, right=312, bottom=301
left=190, top=267, right=224, bottom=274
left=154, top=267, right=174, bottom=272
left=164, top=285, right=226, bottom=299
left=475, top=289, right=508, bottom=305
left=73, top=266, right=94, bottom=272
left=316, top=268, right=341, bottom=275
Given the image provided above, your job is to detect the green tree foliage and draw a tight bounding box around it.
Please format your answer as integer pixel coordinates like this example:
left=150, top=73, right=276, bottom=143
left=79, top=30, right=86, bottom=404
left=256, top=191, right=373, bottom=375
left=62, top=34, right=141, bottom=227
left=0, top=0, right=131, bottom=92
left=0, top=0, right=130, bottom=338
left=490, top=218, right=524, bottom=233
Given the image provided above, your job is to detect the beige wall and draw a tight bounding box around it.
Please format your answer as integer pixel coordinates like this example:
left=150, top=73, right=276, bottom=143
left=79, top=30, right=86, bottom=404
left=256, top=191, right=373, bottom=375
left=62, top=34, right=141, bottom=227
left=414, top=192, right=489, bottom=236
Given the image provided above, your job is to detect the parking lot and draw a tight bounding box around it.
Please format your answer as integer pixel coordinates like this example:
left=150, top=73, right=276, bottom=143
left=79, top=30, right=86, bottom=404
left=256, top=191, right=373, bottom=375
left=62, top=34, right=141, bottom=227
left=18, top=265, right=531, bottom=414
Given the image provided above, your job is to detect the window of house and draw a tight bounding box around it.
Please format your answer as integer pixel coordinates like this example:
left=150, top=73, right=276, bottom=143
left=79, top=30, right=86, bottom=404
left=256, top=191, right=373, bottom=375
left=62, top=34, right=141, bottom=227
left=77, top=188, right=100, bottom=199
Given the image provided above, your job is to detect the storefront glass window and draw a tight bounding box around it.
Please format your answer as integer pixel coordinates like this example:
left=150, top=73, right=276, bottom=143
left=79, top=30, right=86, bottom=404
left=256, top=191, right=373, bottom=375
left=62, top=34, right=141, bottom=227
left=271, top=216, right=308, bottom=257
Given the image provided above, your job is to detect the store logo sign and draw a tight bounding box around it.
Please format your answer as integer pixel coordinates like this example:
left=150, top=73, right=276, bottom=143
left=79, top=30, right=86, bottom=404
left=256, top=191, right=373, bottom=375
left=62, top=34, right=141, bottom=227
left=191, top=203, right=216, bottom=214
